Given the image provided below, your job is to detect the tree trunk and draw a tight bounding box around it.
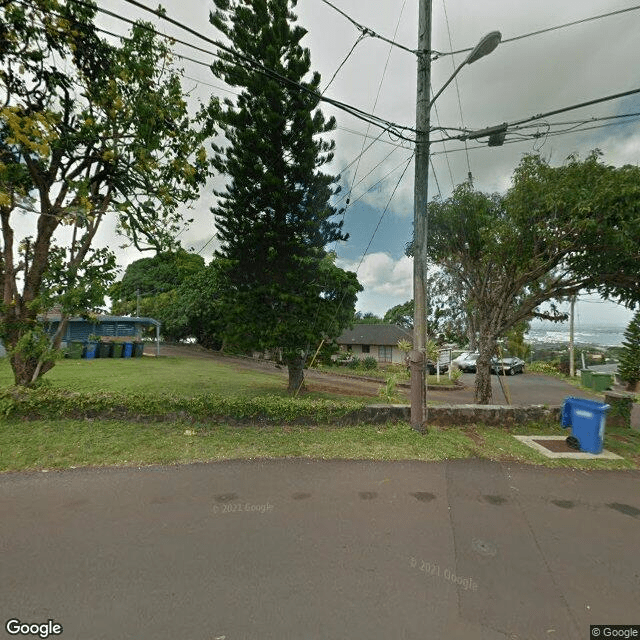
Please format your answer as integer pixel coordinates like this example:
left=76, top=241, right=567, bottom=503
left=10, top=352, right=55, bottom=387
left=287, top=355, right=306, bottom=395
left=474, top=334, right=497, bottom=404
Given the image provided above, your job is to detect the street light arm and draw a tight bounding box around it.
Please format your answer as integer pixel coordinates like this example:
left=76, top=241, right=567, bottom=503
left=427, top=31, right=501, bottom=110
left=428, top=59, right=466, bottom=109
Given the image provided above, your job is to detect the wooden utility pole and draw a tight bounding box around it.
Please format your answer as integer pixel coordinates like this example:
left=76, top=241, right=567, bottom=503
left=410, top=0, right=433, bottom=432
left=569, top=295, right=576, bottom=377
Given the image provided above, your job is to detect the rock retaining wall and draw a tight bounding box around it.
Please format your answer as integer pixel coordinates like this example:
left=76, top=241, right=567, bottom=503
left=340, top=404, right=561, bottom=427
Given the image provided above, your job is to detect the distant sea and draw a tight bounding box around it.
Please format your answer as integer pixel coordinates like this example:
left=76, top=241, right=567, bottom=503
left=525, top=321, right=626, bottom=348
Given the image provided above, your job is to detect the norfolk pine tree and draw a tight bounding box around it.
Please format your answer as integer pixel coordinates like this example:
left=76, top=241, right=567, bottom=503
left=207, top=0, right=361, bottom=392
left=618, top=312, right=640, bottom=392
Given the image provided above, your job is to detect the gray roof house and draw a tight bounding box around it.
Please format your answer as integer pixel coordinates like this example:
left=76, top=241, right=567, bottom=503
left=336, top=324, right=412, bottom=364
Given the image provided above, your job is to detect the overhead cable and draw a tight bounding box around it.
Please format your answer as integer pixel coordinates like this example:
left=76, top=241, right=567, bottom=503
left=432, top=3, right=640, bottom=60
left=101, top=0, right=419, bottom=141
left=454, top=86, right=640, bottom=143
left=317, top=0, right=416, bottom=56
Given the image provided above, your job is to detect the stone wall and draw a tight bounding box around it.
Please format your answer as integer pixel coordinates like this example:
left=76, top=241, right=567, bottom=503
left=340, top=404, right=561, bottom=427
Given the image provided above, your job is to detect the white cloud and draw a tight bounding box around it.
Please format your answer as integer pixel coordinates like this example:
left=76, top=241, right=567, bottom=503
left=338, top=252, right=413, bottom=316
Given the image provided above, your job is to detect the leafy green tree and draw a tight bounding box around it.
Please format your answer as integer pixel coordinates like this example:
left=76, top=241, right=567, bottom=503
left=111, top=250, right=205, bottom=303
left=504, top=321, right=531, bottom=360
left=0, top=1, right=210, bottom=385
left=353, top=311, right=384, bottom=324
left=428, top=153, right=640, bottom=403
left=110, top=250, right=206, bottom=340
left=165, top=261, right=225, bottom=350
left=206, top=0, right=360, bottom=392
left=618, top=312, right=640, bottom=391
left=383, top=276, right=469, bottom=345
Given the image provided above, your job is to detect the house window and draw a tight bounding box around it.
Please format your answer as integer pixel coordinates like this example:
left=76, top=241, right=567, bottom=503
left=346, top=345, right=353, bottom=352
left=361, top=345, right=370, bottom=354
left=378, top=345, right=392, bottom=363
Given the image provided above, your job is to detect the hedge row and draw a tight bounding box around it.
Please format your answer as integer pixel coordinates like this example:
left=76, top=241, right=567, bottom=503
left=0, top=387, right=365, bottom=424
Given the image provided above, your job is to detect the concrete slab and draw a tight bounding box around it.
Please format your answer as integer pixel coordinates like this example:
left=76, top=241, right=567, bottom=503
left=514, top=435, right=622, bottom=459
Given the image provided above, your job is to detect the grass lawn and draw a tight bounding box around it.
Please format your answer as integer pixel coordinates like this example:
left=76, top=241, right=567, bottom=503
left=0, top=356, right=369, bottom=401
left=1, top=356, right=638, bottom=474
left=1, top=417, right=637, bottom=473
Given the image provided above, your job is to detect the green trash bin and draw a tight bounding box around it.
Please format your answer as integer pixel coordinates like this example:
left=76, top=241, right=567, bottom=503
left=66, top=341, right=84, bottom=359
left=133, top=342, right=144, bottom=357
left=111, top=342, right=124, bottom=358
left=99, top=342, right=112, bottom=358
left=592, top=372, right=613, bottom=392
left=580, top=369, right=594, bottom=389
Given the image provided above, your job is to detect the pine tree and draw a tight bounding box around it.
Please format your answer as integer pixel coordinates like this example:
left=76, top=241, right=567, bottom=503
left=618, top=312, right=640, bottom=391
left=207, top=0, right=360, bottom=392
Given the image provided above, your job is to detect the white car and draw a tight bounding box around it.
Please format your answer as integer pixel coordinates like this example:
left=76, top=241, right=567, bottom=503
left=452, top=352, right=479, bottom=373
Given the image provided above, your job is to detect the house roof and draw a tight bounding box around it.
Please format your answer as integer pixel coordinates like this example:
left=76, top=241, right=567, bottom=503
left=337, top=323, right=412, bottom=346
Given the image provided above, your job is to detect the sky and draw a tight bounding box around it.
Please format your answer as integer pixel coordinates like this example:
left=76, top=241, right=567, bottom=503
left=58, top=0, right=640, bottom=329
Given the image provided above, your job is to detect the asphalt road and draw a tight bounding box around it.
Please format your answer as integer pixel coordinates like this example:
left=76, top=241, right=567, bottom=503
left=2, top=459, right=639, bottom=640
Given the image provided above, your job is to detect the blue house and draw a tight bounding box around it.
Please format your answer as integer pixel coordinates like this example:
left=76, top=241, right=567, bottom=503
left=42, top=314, right=161, bottom=355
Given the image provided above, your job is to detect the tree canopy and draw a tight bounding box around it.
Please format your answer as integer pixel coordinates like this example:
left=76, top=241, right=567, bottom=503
left=206, top=0, right=360, bottom=392
left=427, top=152, right=640, bottom=403
left=0, top=0, right=210, bottom=384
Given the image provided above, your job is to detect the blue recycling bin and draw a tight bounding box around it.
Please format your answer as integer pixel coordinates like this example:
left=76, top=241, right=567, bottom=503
left=83, top=341, right=98, bottom=359
left=561, top=397, right=610, bottom=454
left=122, top=342, right=134, bottom=358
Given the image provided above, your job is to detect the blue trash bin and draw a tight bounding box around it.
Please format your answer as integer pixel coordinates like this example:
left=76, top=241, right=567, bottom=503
left=122, top=342, right=133, bottom=358
left=83, top=341, right=98, bottom=360
left=561, top=397, right=610, bottom=454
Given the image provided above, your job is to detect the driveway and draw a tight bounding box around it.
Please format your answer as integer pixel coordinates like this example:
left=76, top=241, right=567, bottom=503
left=2, top=459, right=639, bottom=639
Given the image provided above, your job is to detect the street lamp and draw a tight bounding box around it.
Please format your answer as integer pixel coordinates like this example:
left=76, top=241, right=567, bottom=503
left=410, top=24, right=501, bottom=432
left=430, top=31, right=502, bottom=108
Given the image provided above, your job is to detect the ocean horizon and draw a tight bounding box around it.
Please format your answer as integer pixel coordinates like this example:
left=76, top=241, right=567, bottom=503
left=526, top=320, right=627, bottom=348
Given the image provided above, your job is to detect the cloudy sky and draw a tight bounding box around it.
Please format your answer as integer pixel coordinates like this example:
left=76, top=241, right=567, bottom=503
left=92, top=0, right=639, bottom=328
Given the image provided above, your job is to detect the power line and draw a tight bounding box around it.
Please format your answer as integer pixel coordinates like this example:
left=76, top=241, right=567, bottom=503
left=353, top=154, right=414, bottom=274
left=432, top=3, right=640, bottom=60
left=454, top=86, right=640, bottom=143
left=441, top=0, right=472, bottom=184
left=322, top=33, right=367, bottom=94
left=79, top=0, right=419, bottom=142
left=317, top=0, right=416, bottom=56
left=339, top=0, right=408, bottom=214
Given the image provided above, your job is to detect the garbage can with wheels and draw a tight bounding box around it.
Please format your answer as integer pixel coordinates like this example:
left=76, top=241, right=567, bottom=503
left=580, top=369, right=593, bottom=389
left=561, top=397, right=610, bottom=454
left=122, top=342, right=133, bottom=358
left=591, top=372, right=613, bottom=392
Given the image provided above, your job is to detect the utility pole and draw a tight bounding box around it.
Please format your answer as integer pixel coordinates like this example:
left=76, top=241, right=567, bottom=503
left=569, top=295, right=576, bottom=377
left=410, top=0, right=432, bottom=432
left=136, top=289, right=140, bottom=318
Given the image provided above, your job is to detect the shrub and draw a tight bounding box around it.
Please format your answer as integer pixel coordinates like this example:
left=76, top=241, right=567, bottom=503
left=347, top=356, right=360, bottom=369
left=361, top=356, right=378, bottom=371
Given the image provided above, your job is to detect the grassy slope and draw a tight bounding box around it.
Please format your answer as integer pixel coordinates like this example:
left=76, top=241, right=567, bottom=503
left=0, top=357, right=637, bottom=473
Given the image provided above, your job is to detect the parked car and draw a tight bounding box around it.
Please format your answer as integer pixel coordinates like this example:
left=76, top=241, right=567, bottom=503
left=491, top=356, right=525, bottom=375
left=451, top=351, right=473, bottom=367
left=426, top=360, right=449, bottom=375
left=456, top=353, right=479, bottom=373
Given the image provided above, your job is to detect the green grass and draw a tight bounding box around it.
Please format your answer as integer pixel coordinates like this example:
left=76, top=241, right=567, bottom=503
left=0, top=356, right=369, bottom=401
left=0, top=356, right=637, bottom=474
left=0, top=417, right=637, bottom=473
